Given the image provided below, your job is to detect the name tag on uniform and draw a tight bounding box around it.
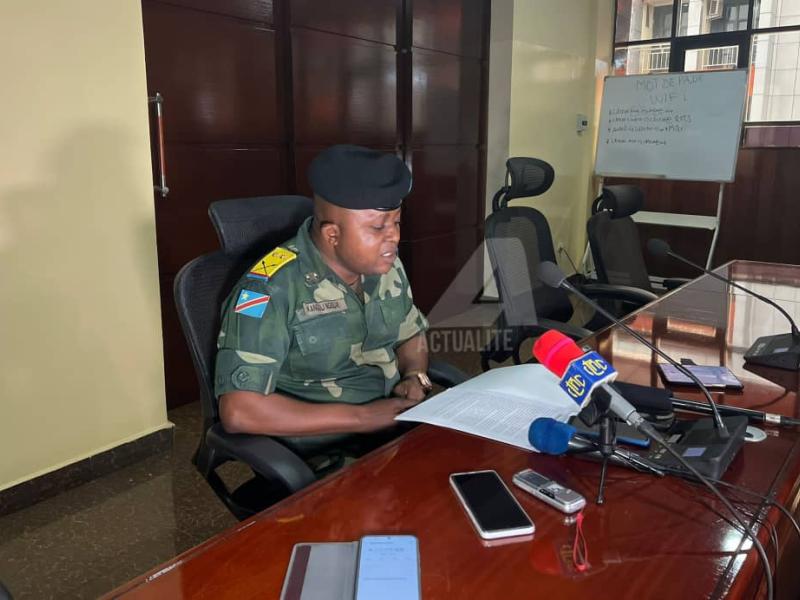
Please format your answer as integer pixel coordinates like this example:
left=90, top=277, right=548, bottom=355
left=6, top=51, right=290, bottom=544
left=302, top=299, right=348, bottom=318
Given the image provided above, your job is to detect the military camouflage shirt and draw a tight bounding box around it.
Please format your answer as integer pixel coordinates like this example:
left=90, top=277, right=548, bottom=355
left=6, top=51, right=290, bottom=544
left=214, top=217, right=429, bottom=404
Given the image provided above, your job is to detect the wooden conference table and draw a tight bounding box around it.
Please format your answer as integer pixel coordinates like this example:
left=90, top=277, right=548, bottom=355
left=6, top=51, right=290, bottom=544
left=111, top=261, right=800, bottom=599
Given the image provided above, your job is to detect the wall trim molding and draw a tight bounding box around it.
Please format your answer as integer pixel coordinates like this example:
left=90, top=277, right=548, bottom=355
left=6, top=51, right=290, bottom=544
left=0, top=425, right=173, bottom=517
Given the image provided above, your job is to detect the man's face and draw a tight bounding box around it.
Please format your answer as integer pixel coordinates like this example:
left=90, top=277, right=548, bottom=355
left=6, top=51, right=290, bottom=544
left=336, top=208, right=401, bottom=276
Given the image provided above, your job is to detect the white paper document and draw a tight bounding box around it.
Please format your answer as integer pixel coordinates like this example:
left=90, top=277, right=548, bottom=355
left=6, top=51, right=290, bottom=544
left=395, top=364, right=578, bottom=451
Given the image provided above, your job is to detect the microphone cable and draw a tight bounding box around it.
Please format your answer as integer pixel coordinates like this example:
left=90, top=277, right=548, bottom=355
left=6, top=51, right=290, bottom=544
left=641, top=425, right=774, bottom=600
left=534, top=417, right=774, bottom=596
left=667, top=468, right=800, bottom=545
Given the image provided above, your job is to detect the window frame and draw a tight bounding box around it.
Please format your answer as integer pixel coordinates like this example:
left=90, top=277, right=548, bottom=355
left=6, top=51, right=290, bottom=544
left=613, top=0, right=800, bottom=125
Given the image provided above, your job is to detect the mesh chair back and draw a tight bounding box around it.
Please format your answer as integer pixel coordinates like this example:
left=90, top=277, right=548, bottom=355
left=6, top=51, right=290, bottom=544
left=506, top=157, right=555, bottom=200
left=492, top=158, right=555, bottom=212
left=587, top=185, right=653, bottom=293
left=177, top=195, right=313, bottom=426
left=485, top=206, right=573, bottom=325
left=174, top=252, right=244, bottom=426
left=210, top=195, right=313, bottom=257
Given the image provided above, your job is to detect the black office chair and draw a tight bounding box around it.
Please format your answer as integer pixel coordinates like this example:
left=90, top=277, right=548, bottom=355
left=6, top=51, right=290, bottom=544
left=588, top=185, right=688, bottom=293
left=175, top=195, right=467, bottom=520
left=481, top=159, right=657, bottom=369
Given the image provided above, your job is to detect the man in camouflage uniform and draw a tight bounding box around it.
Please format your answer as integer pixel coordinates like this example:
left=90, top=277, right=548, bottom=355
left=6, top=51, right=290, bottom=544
left=214, top=145, right=432, bottom=437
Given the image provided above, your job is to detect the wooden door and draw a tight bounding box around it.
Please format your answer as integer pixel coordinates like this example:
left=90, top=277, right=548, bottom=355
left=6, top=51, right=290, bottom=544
left=142, top=0, right=288, bottom=408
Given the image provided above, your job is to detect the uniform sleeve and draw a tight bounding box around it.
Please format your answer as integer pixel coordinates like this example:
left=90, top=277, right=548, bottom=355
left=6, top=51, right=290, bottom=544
left=394, top=259, right=429, bottom=346
left=214, top=281, right=291, bottom=398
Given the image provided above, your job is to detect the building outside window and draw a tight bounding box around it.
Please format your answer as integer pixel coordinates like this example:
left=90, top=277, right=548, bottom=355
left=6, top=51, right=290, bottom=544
left=613, top=0, right=800, bottom=122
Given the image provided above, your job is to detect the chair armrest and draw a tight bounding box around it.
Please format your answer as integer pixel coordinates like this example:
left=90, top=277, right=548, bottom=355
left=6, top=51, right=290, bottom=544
left=579, top=283, right=658, bottom=306
left=663, top=278, right=690, bottom=291
left=206, top=423, right=316, bottom=494
left=428, top=358, right=469, bottom=387
left=535, top=318, right=593, bottom=341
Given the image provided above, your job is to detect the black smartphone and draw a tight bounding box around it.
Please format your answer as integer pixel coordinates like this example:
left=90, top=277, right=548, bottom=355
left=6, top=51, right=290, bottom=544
left=657, top=364, right=743, bottom=389
left=449, top=470, right=534, bottom=540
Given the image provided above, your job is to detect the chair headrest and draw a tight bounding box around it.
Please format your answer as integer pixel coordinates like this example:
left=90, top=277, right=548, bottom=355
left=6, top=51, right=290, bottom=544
left=600, top=185, right=643, bottom=218
left=209, top=195, right=313, bottom=257
left=505, top=157, right=555, bottom=200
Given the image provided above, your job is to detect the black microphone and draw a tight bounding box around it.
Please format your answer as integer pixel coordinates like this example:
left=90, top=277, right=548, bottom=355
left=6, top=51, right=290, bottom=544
left=537, top=261, right=752, bottom=482
left=538, top=261, right=731, bottom=437
left=648, top=238, right=800, bottom=371
left=529, top=280, right=771, bottom=593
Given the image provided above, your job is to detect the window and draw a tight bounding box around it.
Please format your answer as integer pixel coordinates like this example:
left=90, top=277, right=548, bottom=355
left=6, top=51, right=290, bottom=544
left=616, top=0, right=676, bottom=43
left=684, top=44, right=740, bottom=70
left=676, top=0, right=749, bottom=35
left=614, top=0, right=800, bottom=122
left=653, top=5, right=675, bottom=37
left=614, top=43, right=672, bottom=75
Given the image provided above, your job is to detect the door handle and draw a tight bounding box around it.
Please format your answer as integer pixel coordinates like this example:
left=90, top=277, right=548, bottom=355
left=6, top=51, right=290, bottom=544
left=148, top=92, right=169, bottom=197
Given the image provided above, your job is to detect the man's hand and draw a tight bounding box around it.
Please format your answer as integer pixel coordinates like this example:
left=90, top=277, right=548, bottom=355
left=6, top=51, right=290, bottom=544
left=392, top=377, right=428, bottom=402
left=356, top=396, right=422, bottom=432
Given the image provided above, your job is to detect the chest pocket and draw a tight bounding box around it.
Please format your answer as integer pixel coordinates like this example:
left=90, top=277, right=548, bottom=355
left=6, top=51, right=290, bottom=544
left=292, top=313, right=348, bottom=355
left=289, top=313, right=351, bottom=379
left=363, top=298, right=407, bottom=351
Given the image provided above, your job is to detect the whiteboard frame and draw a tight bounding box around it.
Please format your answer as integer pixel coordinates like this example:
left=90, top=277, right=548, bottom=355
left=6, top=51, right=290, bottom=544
left=594, top=69, right=748, bottom=183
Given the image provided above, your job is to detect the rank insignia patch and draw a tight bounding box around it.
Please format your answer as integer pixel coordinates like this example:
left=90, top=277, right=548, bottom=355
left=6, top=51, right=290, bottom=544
left=234, top=290, right=271, bottom=319
left=248, top=247, right=297, bottom=281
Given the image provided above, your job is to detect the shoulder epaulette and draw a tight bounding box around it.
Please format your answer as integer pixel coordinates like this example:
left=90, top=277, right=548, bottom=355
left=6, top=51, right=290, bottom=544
left=246, top=246, right=298, bottom=282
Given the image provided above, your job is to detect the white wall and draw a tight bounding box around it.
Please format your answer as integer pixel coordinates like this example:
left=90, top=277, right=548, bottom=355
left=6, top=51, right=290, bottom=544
left=486, top=0, right=615, bottom=277
left=0, top=0, right=170, bottom=490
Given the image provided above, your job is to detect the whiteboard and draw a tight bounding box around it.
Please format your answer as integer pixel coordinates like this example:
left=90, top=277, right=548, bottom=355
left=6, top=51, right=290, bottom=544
left=595, top=70, right=747, bottom=182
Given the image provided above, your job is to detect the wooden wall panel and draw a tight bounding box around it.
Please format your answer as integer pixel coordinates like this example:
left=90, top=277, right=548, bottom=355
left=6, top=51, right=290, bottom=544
left=412, top=0, right=485, bottom=58
left=292, top=28, right=398, bottom=146
left=291, top=0, right=397, bottom=44
left=404, top=147, right=481, bottom=239
left=405, top=0, right=488, bottom=311
left=155, top=145, right=287, bottom=274
left=411, top=49, right=482, bottom=145
left=607, top=147, right=800, bottom=279
left=400, top=229, right=483, bottom=314
left=143, top=2, right=282, bottom=144
left=148, top=0, right=273, bottom=23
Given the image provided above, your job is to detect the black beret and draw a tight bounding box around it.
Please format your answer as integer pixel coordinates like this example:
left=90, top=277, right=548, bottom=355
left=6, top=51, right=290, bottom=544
left=308, top=145, right=412, bottom=211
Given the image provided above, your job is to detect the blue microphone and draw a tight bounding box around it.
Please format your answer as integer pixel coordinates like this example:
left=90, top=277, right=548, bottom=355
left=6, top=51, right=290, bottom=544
left=529, top=418, right=579, bottom=455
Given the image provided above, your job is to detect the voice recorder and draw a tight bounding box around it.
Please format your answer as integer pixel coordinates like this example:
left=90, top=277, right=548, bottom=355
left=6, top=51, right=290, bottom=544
left=512, top=469, right=586, bottom=514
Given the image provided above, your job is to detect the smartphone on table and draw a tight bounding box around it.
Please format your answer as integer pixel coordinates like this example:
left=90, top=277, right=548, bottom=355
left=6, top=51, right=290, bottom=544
left=355, top=535, right=420, bottom=600
left=657, top=363, right=743, bottom=389
left=449, top=470, right=535, bottom=540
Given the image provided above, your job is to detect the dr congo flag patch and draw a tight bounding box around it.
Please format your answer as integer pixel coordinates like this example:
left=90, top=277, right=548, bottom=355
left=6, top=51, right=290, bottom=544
left=234, top=289, right=271, bottom=319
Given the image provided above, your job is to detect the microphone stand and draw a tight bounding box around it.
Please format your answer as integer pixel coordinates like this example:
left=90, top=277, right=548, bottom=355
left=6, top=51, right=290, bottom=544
left=649, top=239, right=800, bottom=370
left=571, top=388, right=667, bottom=503
left=564, top=420, right=666, bottom=499
left=596, top=413, right=615, bottom=505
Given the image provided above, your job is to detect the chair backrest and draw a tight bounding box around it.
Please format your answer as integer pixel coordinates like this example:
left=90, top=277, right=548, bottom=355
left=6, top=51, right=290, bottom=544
left=587, top=185, right=654, bottom=293
left=175, top=195, right=314, bottom=427
left=210, top=195, right=314, bottom=257
left=491, top=157, right=555, bottom=212
left=174, top=252, right=243, bottom=426
left=485, top=206, right=573, bottom=325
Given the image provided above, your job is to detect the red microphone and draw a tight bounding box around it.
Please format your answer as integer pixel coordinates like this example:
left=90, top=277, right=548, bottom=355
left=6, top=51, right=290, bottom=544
left=533, top=330, right=584, bottom=378
left=533, top=330, right=645, bottom=428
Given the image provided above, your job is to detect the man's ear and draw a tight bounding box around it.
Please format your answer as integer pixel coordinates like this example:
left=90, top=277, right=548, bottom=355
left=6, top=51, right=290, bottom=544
left=319, top=221, right=340, bottom=247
